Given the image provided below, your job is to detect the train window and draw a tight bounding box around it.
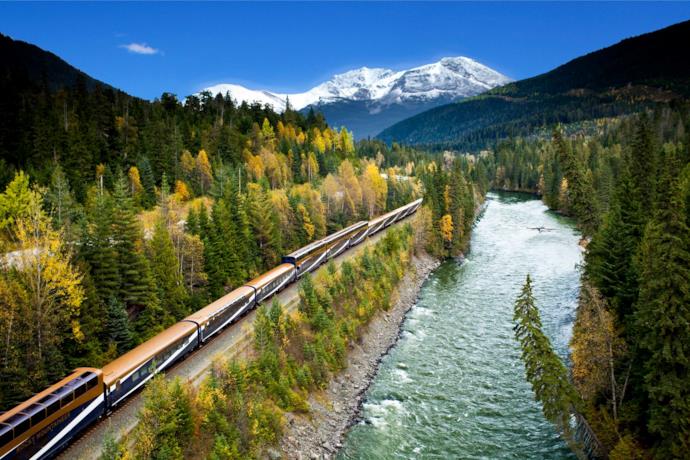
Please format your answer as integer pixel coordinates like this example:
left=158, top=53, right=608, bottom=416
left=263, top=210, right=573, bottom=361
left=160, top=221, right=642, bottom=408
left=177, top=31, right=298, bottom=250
left=37, top=394, right=60, bottom=417
left=4, top=413, right=29, bottom=436
left=83, top=372, right=99, bottom=391
left=24, top=404, right=45, bottom=427
left=52, top=386, right=74, bottom=408
left=73, top=382, right=87, bottom=399
left=0, top=423, right=12, bottom=445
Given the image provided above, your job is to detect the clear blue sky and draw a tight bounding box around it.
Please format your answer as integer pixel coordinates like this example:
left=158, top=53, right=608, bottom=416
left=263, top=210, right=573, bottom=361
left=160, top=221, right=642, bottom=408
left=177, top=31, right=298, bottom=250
left=1, top=2, right=689, bottom=99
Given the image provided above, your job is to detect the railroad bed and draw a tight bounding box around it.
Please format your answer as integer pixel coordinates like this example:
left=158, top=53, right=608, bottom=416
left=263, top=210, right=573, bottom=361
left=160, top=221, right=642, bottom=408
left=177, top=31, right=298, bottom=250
left=59, top=216, right=412, bottom=460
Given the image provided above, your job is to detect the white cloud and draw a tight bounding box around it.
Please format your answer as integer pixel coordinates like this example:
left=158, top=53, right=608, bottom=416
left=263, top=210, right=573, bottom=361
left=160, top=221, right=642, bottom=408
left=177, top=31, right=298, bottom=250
left=120, top=42, right=160, bottom=55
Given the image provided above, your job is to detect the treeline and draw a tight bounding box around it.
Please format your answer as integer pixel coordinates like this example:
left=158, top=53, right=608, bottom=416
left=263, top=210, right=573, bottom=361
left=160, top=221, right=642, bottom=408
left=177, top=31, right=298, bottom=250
left=489, top=106, right=690, bottom=458
left=0, top=80, right=423, bottom=410
left=418, top=155, right=477, bottom=257
left=102, top=224, right=417, bottom=459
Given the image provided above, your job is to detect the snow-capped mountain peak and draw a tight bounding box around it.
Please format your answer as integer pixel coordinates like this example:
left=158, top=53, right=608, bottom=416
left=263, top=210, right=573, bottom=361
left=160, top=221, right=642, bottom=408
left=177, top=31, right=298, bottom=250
left=200, top=56, right=511, bottom=111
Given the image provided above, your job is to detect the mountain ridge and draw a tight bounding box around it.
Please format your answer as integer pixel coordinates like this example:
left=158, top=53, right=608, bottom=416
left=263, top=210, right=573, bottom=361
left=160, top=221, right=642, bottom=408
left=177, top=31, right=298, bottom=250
left=202, top=57, right=511, bottom=138
left=377, top=19, right=690, bottom=149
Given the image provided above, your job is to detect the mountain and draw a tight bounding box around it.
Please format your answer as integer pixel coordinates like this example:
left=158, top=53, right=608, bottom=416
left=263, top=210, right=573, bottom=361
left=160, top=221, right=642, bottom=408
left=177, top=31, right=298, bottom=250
left=0, top=32, right=111, bottom=91
left=202, top=57, right=511, bottom=138
left=377, top=20, right=690, bottom=149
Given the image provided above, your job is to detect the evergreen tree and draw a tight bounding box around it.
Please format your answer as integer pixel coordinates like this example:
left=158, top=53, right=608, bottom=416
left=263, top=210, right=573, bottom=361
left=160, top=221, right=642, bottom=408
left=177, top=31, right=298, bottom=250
left=586, top=166, right=645, bottom=323
left=82, top=190, right=120, bottom=304
left=513, top=275, right=582, bottom=449
left=186, top=206, right=199, bottom=235
left=149, top=218, right=189, bottom=321
left=633, top=150, right=690, bottom=458
left=105, top=295, right=132, bottom=355
left=247, top=184, right=281, bottom=269
left=138, top=156, right=157, bottom=208
left=111, top=174, right=160, bottom=333
left=45, top=164, right=80, bottom=236
left=553, top=128, right=600, bottom=235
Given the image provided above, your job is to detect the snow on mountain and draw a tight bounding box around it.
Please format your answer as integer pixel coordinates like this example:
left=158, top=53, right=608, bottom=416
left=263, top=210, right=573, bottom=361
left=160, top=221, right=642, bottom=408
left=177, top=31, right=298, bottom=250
left=200, top=57, right=511, bottom=111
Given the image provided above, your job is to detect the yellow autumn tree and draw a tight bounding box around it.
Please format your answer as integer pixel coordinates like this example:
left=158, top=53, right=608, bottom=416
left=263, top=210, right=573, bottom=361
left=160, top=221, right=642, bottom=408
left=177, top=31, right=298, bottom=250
left=296, top=203, right=315, bottom=241
left=361, top=163, right=387, bottom=218
left=195, top=149, right=213, bottom=195
left=13, top=197, right=85, bottom=370
left=174, top=180, right=191, bottom=202
left=301, top=152, right=319, bottom=183
left=337, top=127, right=355, bottom=155
left=247, top=154, right=265, bottom=182
left=180, top=150, right=196, bottom=179
left=311, top=128, right=326, bottom=154
left=337, top=160, right=362, bottom=218
left=129, top=166, right=143, bottom=195
left=322, top=174, right=341, bottom=216
left=439, top=214, right=454, bottom=243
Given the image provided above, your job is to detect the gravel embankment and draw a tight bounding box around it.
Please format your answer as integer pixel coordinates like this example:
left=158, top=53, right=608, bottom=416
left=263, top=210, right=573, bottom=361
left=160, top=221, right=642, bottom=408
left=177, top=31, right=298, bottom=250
left=279, top=251, right=440, bottom=460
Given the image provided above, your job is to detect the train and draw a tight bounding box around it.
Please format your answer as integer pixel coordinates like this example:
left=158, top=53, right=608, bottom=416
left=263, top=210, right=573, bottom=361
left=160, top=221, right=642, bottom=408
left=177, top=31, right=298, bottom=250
left=0, top=198, right=422, bottom=460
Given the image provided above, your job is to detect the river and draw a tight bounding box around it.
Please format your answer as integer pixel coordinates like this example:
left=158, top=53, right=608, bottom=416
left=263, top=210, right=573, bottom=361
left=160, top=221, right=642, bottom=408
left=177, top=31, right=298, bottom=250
left=338, top=192, right=583, bottom=459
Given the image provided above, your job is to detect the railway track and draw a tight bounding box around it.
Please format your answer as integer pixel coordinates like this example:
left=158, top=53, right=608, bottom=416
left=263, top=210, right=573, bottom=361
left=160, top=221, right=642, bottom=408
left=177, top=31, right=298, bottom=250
left=58, top=217, right=409, bottom=460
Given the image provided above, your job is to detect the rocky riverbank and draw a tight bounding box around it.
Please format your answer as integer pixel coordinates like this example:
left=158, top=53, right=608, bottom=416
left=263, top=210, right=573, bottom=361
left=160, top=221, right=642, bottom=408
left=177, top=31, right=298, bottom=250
left=278, top=251, right=440, bottom=460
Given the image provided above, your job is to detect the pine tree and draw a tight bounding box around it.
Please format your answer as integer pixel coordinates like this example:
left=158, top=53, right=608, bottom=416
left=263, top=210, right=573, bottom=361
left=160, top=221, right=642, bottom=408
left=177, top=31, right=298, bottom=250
left=138, top=156, right=156, bottom=208
left=149, top=218, right=189, bottom=321
left=83, top=190, right=120, bottom=304
left=105, top=295, right=132, bottom=355
left=514, top=275, right=582, bottom=449
left=186, top=206, right=199, bottom=235
left=247, top=184, right=280, bottom=269
left=45, top=164, right=80, bottom=236
left=553, top=128, right=600, bottom=235
left=586, top=166, right=645, bottom=323
left=633, top=150, right=690, bottom=458
left=111, top=174, right=160, bottom=332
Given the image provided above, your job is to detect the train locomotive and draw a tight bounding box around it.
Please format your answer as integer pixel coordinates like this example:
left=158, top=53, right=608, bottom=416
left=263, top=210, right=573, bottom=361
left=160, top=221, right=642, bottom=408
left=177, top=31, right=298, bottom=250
left=0, top=198, right=422, bottom=460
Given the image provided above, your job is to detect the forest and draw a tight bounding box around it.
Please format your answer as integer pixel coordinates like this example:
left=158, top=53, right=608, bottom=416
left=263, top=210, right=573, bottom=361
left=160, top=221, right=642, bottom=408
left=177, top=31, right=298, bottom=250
left=491, top=104, right=690, bottom=458
left=0, top=64, right=483, bottom=416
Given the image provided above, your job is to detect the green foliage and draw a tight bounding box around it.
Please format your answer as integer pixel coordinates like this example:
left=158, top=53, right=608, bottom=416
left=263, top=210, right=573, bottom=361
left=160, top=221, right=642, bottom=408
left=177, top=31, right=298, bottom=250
left=633, top=152, right=690, bottom=459
left=130, top=376, right=194, bottom=460
left=149, top=218, right=189, bottom=321
left=513, top=275, right=583, bottom=451
left=121, top=224, right=416, bottom=458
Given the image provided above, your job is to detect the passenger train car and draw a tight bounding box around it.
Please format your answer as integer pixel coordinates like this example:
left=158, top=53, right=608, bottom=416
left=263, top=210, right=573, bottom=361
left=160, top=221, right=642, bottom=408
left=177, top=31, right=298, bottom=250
left=0, top=198, right=422, bottom=460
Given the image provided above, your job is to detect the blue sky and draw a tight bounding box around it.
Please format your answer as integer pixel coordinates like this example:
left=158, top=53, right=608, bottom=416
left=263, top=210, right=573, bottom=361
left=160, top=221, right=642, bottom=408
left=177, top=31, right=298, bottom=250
left=1, top=2, right=689, bottom=100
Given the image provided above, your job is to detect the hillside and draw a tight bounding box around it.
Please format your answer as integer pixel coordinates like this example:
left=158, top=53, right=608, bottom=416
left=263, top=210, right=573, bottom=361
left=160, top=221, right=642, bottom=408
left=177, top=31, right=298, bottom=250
left=0, top=32, right=111, bottom=91
left=377, top=19, right=690, bottom=149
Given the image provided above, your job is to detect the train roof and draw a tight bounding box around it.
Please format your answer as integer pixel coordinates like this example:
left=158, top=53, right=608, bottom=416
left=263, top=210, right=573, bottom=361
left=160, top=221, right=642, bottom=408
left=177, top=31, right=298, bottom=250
left=325, top=221, right=368, bottom=241
left=0, top=368, right=101, bottom=422
left=184, top=285, right=254, bottom=325
left=102, top=321, right=197, bottom=385
left=285, top=221, right=367, bottom=260
left=245, top=263, right=294, bottom=290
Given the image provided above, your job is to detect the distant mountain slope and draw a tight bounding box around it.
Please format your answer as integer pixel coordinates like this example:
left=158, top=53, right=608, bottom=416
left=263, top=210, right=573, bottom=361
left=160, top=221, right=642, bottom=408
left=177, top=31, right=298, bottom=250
left=0, top=33, right=111, bottom=91
left=202, top=57, right=511, bottom=139
left=377, top=20, right=690, bottom=148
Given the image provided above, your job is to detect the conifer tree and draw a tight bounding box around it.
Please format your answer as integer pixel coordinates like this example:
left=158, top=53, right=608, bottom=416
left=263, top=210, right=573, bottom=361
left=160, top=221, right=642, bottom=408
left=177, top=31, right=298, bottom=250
left=514, top=275, right=582, bottom=449
left=247, top=184, right=281, bottom=268
left=137, top=156, right=157, bottom=208
left=111, top=174, right=160, bottom=332
left=149, top=218, right=189, bottom=321
left=45, top=164, right=80, bottom=236
left=83, top=190, right=120, bottom=304
left=633, top=149, right=690, bottom=458
left=105, top=295, right=132, bottom=355
left=553, top=128, right=600, bottom=235
left=186, top=206, right=199, bottom=235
